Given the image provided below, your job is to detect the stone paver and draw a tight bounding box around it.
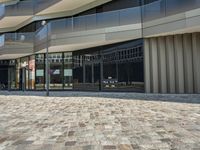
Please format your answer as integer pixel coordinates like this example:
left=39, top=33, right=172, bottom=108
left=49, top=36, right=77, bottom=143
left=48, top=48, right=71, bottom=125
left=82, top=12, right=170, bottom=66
left=0, top=92, right=199, bottom=150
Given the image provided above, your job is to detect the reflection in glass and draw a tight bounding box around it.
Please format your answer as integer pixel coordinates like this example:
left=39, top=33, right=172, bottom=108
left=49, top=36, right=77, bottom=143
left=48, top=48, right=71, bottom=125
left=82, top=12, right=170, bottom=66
left=29, top=55, right=35, bottom=90
left=64, top=52, right=73, bottom=89
left=49, top=53, right=63, bottom=89
left=35, top=54, right=45, bottom=90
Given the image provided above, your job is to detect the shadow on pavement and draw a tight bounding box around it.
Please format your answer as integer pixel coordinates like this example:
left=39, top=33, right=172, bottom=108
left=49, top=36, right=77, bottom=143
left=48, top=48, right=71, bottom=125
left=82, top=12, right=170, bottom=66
left=0, top=91, right=199, bottom=104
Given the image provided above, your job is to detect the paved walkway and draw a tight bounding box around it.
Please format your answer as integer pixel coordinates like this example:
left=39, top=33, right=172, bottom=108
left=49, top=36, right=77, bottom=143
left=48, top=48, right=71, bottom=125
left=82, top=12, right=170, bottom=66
left=0, top=92, right=200, bottom=150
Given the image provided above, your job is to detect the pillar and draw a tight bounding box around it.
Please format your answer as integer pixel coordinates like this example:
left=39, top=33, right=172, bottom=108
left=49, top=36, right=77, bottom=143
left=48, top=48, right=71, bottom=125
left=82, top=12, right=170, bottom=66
left=144, top=39, right=151, bottom=93
left=150, top=38, right=159, bottom=93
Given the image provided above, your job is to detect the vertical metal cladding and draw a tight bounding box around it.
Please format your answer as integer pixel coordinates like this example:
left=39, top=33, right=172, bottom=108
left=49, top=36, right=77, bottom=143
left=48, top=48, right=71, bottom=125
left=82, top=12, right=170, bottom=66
left=144, top=39, right=151, bottom=93
left=192, top=33, right=200, bottom=94
left=144, top=32, right=200, bottom=94
left=149, top=38, right=159, bottom=93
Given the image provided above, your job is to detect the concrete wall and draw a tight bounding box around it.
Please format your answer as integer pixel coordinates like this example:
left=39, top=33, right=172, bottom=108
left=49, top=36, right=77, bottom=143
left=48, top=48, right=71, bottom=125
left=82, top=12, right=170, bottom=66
left=144, top=33, right=200, bottom=94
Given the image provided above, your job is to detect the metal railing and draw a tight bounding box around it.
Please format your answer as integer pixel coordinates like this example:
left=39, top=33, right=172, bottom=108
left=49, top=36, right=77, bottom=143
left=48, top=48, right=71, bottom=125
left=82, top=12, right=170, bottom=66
left=0, top=32, right=34, bottom=51
left=35, top=6, right=142, bottom=47
left=0, top=0, right=61, bottom=18
left=1, top=0, right=200, bottom=52
left=142, top=0, right=200, bottom=22
left=0, top=4, right=5, bottom=19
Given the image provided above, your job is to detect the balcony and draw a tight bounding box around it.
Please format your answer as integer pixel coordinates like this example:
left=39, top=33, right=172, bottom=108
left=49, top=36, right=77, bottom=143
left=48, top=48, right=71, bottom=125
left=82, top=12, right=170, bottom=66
left=35, top=6, right=142, bottom=53
left=0, top=32, right=34, bottom=56
left=0, top=4, right=5, bottom=19
left=1, top=0, right=200, bottom=59
left=0, top=0, right=111, bottom=32
left=142, top=0, right=200, bottom=37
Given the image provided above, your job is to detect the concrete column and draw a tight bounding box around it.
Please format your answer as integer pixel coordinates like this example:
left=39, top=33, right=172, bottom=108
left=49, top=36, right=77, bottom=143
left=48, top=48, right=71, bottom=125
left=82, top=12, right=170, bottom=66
left=192, top=33, right=200, bottom=93
left=166, top=36, right=176, bottom=93
left=144, top=39, right=151, bottom=93
left=183, top=34, right=194, bottom=93
left=150, top=38, right=159, bottom=93
left=174, top=35, right=185, bottom=93
left=157, top=37, right=167, bottom=93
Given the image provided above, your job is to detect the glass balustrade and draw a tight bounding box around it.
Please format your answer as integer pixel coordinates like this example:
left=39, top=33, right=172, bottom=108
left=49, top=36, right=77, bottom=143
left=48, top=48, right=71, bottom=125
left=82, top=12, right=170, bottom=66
left=35, top=6, right=142, bottom=46
left=0, top=32, right=34, bottom=52
left=35, top=0, right=61, bottom=14
left=5, top=0, right=34, bottom=16
left=142, top=0, right=200, bottom=22
left=4, top=32, right=34, bottom=43
left=1, top=0, right=200, bottom=52
left=0, top=0, right=61, bottom=18
left=0, top=4, right=5, bottom=19
left=0, top=34, right=5, bottom=48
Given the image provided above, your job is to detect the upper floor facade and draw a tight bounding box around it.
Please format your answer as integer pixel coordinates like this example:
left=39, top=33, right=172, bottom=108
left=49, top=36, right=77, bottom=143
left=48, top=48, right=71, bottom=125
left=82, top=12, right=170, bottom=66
left=0, top=0, right=200, bottom=60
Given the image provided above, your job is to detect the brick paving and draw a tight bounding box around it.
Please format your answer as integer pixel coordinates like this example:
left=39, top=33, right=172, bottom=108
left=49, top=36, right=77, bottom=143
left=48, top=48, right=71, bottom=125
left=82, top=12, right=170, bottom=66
left=0, top=92, right=199, bottom=150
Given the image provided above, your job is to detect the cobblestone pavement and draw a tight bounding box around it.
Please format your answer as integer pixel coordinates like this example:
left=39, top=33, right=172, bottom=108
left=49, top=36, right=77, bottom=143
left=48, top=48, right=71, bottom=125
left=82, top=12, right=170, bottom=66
left=0, top=92, right=200, bottom=150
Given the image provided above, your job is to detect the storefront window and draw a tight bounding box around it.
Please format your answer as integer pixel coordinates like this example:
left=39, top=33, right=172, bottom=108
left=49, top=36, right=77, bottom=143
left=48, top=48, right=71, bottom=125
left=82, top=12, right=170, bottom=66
left=9, top=60, right=17, bottom=90
left=49, top=53, right=63, bottom=89
left=15, top=59, right=20, bottom=89
left=21, top=57, right=29, bottom=90
left=102, top=41, right=144, bottom=92
left=64, top=52, right=73, bottom=89
left=73, top=55, right=83, bottom=89
left=35, top=54, right=45, bottom=90
left=28, top=55, right=35, bottom=90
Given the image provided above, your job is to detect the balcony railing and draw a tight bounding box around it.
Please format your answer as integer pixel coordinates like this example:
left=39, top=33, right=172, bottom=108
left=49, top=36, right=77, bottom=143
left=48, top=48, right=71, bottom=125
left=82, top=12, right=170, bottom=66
left=35, top=0, right=62, bottom=14
left=142, top=0, right=200, bottom=22
left=1, top=0, right=200, bottom=53
left=35, top=6, right=142, bottom=47
left=0, top=32, right=34, bottom=52
left=0, top=4, right=5, bottom=19
left=0, top=0, right=61, bottom=18
left=4, top=0, right=34, bottom=16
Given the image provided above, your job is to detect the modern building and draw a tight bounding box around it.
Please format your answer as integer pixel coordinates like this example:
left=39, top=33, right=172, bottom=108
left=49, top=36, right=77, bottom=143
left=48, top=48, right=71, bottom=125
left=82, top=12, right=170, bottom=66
left=0, top=0, right=199, bottom=93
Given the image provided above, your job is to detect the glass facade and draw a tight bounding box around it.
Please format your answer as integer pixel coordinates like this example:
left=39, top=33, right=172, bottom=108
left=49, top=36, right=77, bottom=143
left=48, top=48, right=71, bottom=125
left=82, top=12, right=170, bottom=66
left=3, top=40, right=144, bottom=92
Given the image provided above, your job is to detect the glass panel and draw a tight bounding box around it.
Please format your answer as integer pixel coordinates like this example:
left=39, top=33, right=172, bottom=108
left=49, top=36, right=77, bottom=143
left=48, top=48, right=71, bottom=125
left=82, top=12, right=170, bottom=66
left=102, top=40, right=144, bottom=92
left=35, top=54, right=45, bottom=90
left=0, top=34, right=5, bottom=47
left=50, top=18, right=73, bottom=34
left=97, top=11, right=119, bottom=28
left=28, top=55, right=35, bottom=90
left=5, top=0, right=33, bottom=16
left=64, top=52, right=73, bottom=89
left=142, top=0, right=166, bottom=22
left=74, top=16, right=86, bottom=31
left=120, top=7, right=141, bottom=25
left=49, top=53, right=63, bottom=89
left=73, top=55, right=83, bottom=89
left=166, top=0, right=197, bottom=16
left=0, top=4, right=5, bottom=19
left=21, top=57, right=29, bottom=90
left=15, top=59, right=20, bottom=90
left=73, top=51, right=100, bottom=91
left=85, top=14, right=97, bottom=30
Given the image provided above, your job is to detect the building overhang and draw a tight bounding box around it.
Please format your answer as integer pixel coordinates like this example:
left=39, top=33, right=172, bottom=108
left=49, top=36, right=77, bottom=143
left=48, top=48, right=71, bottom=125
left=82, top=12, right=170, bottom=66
left=0, top=0, right=111, bottom=33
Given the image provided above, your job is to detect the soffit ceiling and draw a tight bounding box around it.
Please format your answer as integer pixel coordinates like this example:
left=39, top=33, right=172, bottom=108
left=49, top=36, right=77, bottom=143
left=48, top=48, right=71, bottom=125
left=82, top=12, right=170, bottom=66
left=0, top=16, right=32, bottom=30
left=36, top=0, right=109, bottom=15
